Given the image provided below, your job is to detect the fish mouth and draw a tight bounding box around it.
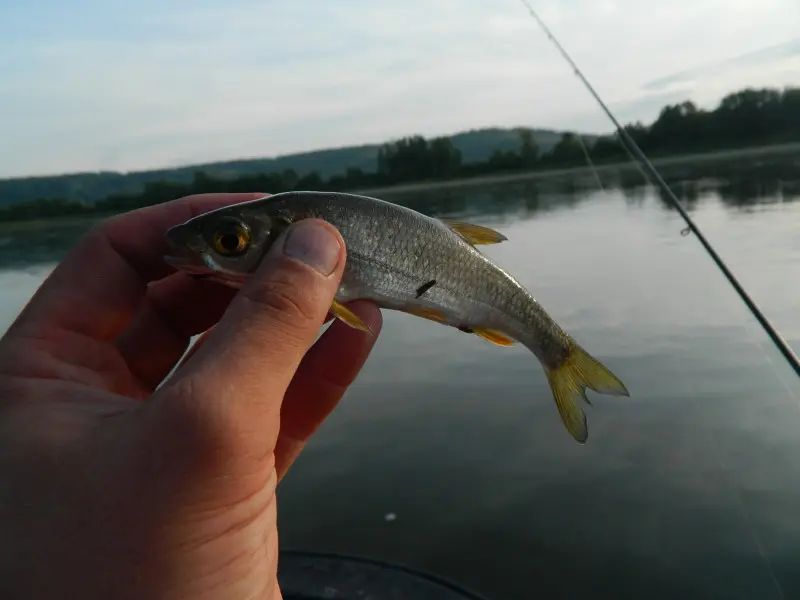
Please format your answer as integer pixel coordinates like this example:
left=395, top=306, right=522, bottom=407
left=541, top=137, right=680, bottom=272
left=163, top=254, right=213, bottom=275
left=164, top=223, right=211, bottom=274
left=164, top=251, right=247, bottom=290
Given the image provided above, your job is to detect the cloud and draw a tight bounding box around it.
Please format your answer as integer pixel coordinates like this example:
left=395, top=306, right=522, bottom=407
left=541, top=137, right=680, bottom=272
left=1, top=0, right=799, bottom=178
left=643, top=37, right=800, bottom=92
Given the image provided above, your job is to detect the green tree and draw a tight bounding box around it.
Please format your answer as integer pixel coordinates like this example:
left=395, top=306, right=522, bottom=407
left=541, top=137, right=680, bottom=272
left=428, top=136, right=462, bottom=178
left=544, top=133, right=585, bottom=167
left=518, top=127, right=539, bottom=167
left=3, top=83, right=800, bottom=223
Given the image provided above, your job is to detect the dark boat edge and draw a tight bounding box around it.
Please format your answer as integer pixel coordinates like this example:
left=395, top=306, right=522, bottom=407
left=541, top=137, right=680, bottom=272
left=278, top=549, right=493, bottom=600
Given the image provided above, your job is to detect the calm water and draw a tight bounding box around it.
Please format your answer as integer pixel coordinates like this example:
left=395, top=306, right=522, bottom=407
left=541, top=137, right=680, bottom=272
left=1, top=159, right=800, bottom=599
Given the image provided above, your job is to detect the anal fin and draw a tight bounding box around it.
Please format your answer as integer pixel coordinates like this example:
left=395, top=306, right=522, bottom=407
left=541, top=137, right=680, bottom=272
left=472, top=328, right=516, bottom=346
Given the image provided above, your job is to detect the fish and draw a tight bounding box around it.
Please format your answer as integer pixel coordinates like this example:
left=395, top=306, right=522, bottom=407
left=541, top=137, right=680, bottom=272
left=163, top=190, right=629, bottom=443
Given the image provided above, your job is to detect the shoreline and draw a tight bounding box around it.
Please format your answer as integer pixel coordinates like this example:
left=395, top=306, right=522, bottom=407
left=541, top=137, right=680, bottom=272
left=1, top=141, right=798, bottom=228
left=353, top=141, right=800, bottom=197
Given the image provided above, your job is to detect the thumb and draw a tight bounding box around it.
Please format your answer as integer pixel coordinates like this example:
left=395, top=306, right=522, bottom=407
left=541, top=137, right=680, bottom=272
left=156, top=218, right=346, bottom=459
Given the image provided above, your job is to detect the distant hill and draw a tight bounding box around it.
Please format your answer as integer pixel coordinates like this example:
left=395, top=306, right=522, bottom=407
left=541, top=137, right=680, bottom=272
left=0, top=127, right=586, bottom=206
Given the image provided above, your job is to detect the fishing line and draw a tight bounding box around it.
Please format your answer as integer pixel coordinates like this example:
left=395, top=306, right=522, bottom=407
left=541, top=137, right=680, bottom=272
left=516, top=11, right=796, bottom=590
left=573, top=132, right=605, bottom=192
left=518, top=0, right=800, bottom=378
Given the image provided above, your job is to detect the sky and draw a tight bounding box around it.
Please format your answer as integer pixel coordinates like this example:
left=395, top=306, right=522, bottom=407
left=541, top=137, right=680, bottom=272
left=1, top=0, right=799, bottom=179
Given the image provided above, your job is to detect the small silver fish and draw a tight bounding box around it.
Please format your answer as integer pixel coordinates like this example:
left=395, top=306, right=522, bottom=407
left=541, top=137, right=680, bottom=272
left=164, top=191, right=629, bottom=442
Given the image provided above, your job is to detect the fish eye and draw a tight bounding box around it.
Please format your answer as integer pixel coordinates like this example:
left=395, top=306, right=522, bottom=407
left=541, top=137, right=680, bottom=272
left=211, top=218, right=251, bottom=256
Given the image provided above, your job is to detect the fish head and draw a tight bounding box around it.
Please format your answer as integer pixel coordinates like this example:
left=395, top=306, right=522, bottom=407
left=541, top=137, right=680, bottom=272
left=164, top=203, right=283, bottom=288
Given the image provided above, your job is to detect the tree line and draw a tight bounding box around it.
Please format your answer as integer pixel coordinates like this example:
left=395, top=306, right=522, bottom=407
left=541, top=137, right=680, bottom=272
left=1, top=85, right=798, bottom=222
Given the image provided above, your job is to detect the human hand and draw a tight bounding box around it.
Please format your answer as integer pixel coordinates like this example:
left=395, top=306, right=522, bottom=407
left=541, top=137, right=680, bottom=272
left=0, top=193, right=382, bottom=600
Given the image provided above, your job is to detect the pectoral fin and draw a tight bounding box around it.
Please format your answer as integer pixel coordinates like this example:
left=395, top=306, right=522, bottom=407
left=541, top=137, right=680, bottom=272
left=472, top=328, right=516, bottom=346
left=330, top=299, right=373, bottom=334
left=440, top=219, right=508, bottom=245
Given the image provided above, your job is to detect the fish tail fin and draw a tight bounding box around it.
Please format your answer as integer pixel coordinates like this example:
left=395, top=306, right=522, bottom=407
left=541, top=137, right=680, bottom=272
left=542, top=340, right=629, bottom=444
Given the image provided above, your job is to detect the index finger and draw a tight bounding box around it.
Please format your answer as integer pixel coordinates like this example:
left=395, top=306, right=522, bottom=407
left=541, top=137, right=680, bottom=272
left=6, top=192, right=268, bottom=343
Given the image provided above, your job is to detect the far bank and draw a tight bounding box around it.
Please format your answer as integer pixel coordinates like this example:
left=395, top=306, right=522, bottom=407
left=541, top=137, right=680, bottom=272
left=1, top=141, right=799, bottom=229
left=353, top=142, right=800, bottom=197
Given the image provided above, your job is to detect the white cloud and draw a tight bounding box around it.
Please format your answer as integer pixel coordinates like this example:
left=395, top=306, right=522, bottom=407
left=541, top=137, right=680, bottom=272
left=0, top=0, right=798, bottom=178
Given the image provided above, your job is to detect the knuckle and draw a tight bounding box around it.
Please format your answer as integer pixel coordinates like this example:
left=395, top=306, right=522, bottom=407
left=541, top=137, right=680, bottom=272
left=242, top=270, right=322, bottom=329
left=90, top=212, right=125, bottom=236
left=84, top=218, right=125, bottom=257
left=156, top=377, right=277, bottom=474
left=83, top=219, right=113, bottom=246
left=158, top=378, right=240, bottom=456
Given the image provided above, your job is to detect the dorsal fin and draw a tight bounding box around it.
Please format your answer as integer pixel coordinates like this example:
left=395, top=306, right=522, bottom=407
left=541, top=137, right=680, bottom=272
left=440, top=219, right=508, bottom=246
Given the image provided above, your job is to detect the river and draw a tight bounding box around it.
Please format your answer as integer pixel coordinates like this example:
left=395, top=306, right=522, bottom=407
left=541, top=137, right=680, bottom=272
left=1, top=157, right=799, bottom=599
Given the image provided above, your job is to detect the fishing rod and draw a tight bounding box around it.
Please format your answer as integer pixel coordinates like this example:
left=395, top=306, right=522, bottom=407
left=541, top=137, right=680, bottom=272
left=518, top=0, right=800, bottom=378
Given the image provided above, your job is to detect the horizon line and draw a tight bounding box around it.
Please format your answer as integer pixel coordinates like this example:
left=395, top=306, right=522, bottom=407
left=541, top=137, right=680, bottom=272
left=1, top=123, right=608, bottom=183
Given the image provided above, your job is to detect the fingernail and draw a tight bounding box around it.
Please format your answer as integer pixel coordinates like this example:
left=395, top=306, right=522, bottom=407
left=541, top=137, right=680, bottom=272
left=282, top=220, right=341, bottom=275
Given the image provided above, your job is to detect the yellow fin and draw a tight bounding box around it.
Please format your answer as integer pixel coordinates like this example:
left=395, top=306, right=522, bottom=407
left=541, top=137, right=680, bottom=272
left=440, top=219, right=508, bottom=245
left=408, top=307, right=448, bottom=323
left=472, top=328, right=516, bottom=346
left=544, top=341, right=630, bottom=444
left=330, top=299, right=373, bottom=334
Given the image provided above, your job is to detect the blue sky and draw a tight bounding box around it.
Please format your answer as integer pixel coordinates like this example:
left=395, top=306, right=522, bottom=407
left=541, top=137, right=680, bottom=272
left=1, top=0, right=798, bottom=179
